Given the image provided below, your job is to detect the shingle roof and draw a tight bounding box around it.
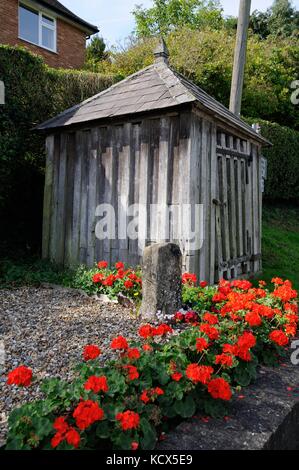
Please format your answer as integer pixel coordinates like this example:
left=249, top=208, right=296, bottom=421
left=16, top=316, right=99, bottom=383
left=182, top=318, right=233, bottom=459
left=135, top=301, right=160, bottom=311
left=37, top=60, right=270, bottom=145
left=38, top=0, right=98, bottom=34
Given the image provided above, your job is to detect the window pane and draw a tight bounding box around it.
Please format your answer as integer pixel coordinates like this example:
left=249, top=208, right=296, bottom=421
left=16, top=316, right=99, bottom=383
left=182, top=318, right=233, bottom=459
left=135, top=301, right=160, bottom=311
left=42, top=26, right=54, bottom=50
left=42, top=15, right=54, bottom=26
left=19, top=5, right=39, bottom=44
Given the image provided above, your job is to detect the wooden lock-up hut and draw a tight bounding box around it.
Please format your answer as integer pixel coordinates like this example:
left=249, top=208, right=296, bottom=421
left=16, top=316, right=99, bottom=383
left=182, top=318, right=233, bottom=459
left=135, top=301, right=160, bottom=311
left=37, top=40, right=270, bottom=284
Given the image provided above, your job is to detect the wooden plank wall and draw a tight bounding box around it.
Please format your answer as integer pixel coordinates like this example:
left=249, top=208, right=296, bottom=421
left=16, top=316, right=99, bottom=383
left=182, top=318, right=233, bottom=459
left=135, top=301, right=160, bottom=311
left=42, top=112, right=262, bottom=283
left=43, top=113, right=204, bottom=272
left=214, top=129, right=262, bottom=280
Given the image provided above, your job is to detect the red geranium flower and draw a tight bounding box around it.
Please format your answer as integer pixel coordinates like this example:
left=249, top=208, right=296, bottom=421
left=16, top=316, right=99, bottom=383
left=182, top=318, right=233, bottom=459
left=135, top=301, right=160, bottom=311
left=273, top=284, right=297, bottom=302
left=203, top=313, right=219, bottom=325
left=140, top=390, right=150, bottom=403
left=208, top=378, right=232, bottom=401
left=215, top=354, right=233, bottom=368
left=141, top=387, right=164, bottom=404
left=185, top=312, right=198, bottom=324
left=65, top=428, right=81, bottom=448
left=199, top=324, right=220, bottom=341
left=271, top=277, right=284, bottom=285
left=98, top=261, right=108, bottom=269
left=102, top=274, right=116, bottom=286
left=222, top=343, right=237, bottom=356
left=116, top=261, right=124, bottom=270
left=131, top=441, right=139, bottom=451
left=111, top=335, right=128, bottom=350
left=92, top=273, right=104, bottom=284
left=196, top=337, right=209, bottom=352
left=237, top=332, right=256, bottom=350
left=51, top=433, right=64, bottom=448
left=123, top=365, right=139, bottom=381
left=139, top=324, right=153, bottom=338
left=124, top=280, right=134, bottom=289
left=174, top=312, right=184, bottom=323
left=186, top=364, right=214, bottom=384
left=200, top=281, right=208, bottom=288
left=231, top=279, right=252, bottom=290
left=116, top=410, right=140, bottom=431
left=7, top=366, right=32, bottom=387
left=116, top=269, right=125, bottom=279
left=285, top=324, right=297, bottom=336
left=53, top=417, right=69, bottom=434
left=143, top=343, right=153, bottom=352
left=235, top=332, right=256, bottom=361
left=152, top=324, right=173, bottom=336
left=83, top=345, right=101, bottom=361
left=245, top=311, right=262, bottom=327
left=84, top=376, right=109, bottom=393
left=269, top=330, right=289, bottom=346
left=125, top=348, right=141, bottom=360
left=182, top=272, right=197, bottom=285
left=212, top=292, right=227, bottom=303
left=128, top=273, right=138, bottom=281
left=73, top=400, right=104, bottom=430
left=171, top=372, right=183, bottom=381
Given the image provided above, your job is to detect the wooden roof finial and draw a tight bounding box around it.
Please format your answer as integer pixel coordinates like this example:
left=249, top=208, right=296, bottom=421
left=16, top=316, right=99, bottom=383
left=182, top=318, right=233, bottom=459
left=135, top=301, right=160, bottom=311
left=154, top=37, right=169, bottom=65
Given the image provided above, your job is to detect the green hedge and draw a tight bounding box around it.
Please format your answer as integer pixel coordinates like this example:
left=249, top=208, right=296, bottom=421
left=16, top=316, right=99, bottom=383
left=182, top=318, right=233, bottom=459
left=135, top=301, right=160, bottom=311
left=246, top=119, right=299, bottom=203
left=0, top=45, right=116, bottom=254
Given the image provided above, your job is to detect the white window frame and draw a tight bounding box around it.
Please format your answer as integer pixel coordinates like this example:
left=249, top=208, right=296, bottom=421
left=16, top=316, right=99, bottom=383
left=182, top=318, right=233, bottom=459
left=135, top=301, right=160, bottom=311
left=19, top=1, right=57, bottom=53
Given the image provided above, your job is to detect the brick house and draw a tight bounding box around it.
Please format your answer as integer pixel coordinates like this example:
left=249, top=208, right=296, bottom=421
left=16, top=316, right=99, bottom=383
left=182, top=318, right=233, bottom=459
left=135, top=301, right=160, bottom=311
left=0, top=0, right=99, bottom=69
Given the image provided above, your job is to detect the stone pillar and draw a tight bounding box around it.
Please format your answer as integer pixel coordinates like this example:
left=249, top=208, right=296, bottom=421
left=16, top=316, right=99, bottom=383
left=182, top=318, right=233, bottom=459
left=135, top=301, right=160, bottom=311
left=140, top=242, right=182, bottom=320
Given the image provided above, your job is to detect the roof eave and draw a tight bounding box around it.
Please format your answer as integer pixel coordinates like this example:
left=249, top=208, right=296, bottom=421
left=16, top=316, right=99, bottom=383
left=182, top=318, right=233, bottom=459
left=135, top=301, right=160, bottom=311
left=193, top=103, right=272, bottom=147
left=38, top=0, right=99, bottom=35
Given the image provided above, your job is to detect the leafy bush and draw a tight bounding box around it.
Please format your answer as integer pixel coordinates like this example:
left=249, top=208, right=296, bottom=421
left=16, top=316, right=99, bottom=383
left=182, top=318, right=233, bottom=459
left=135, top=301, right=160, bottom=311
left=96, top=28, right=299, bottom=130
left=5, top=276, right=298, bottom=450
left=246, top=119, right=299, bottom=202
left=0, top=45, right=115, bottom=254
left=0, top=258, right=142, bottom=302
left=90, top=261, right=142, bottom=301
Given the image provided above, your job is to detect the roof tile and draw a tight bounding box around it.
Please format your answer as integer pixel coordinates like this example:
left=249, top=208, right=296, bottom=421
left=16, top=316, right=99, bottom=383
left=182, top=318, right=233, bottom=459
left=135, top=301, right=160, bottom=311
left=37, top=61, right=269, bottom=144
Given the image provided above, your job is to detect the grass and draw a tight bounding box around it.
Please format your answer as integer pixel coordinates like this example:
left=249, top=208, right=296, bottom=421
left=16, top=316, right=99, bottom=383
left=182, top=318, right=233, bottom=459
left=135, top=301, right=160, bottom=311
left=0, top=258, right=99, bottom=295
left=0, top=203, right=298, bottom=291
left=261, top=203, right=299, bottom=290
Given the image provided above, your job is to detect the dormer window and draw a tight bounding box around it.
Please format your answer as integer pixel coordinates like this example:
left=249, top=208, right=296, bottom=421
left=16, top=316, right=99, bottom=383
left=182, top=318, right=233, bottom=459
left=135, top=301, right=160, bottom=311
left=19, top=2, right=57, bottom=52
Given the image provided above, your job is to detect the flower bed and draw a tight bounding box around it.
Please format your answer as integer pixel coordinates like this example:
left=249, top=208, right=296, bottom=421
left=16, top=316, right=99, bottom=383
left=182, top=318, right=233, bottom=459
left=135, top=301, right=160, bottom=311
left=91, top=261, right=142, bottom=301
left=4, top=271, right=298, bottom=451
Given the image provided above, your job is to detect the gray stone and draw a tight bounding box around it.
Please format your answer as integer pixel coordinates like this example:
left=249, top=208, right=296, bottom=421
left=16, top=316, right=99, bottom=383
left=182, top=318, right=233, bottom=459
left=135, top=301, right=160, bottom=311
left=140, top=242, right=182, bottom=320
left=157, top=355, right=299, bottom=450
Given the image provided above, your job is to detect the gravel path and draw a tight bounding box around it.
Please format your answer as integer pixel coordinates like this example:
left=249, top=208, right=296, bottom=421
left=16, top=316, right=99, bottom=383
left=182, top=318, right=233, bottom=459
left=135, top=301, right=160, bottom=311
left=0, top=287, right=143, bottom=446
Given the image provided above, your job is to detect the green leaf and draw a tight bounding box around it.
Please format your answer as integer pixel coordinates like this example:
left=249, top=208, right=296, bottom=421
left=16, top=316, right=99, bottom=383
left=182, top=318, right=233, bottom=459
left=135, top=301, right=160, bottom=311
left=32, top=417, right=53, bottom=439
left=203, top=399, right=228, bottom=419
left=113, top=432, right=133, bottom=450
left=5, top=437, right=25, bottom=450
left=174, top=395, right=196, bottom=418
left=95, top=421, right=110, bottom=439
left=234, top=362, right=257, bottom=387
left=140, top=418, right=157, bottom=450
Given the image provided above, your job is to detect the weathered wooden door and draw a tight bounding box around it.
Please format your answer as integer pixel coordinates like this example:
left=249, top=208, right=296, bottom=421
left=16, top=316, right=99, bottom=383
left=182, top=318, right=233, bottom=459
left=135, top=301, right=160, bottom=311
left=214, top=132, right=261, bottom=281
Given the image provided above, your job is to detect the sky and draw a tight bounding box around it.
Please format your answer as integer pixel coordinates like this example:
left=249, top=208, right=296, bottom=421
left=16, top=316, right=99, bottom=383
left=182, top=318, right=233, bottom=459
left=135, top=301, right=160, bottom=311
left=62, top=0, right=299, bottom=46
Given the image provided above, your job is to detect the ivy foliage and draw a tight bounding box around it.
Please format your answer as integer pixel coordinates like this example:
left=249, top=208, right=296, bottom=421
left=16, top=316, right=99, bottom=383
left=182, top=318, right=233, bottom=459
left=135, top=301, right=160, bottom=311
left=96, top=29, right=299, bottom=131
left=246, top=119, right=299, bottom=202
left=0, top=45, right=115, bottom=253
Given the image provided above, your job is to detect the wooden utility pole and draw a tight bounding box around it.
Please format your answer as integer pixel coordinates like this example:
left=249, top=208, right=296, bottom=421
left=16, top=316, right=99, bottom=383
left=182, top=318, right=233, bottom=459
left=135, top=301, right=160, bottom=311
left=229, top=0, right=252, bottom=117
